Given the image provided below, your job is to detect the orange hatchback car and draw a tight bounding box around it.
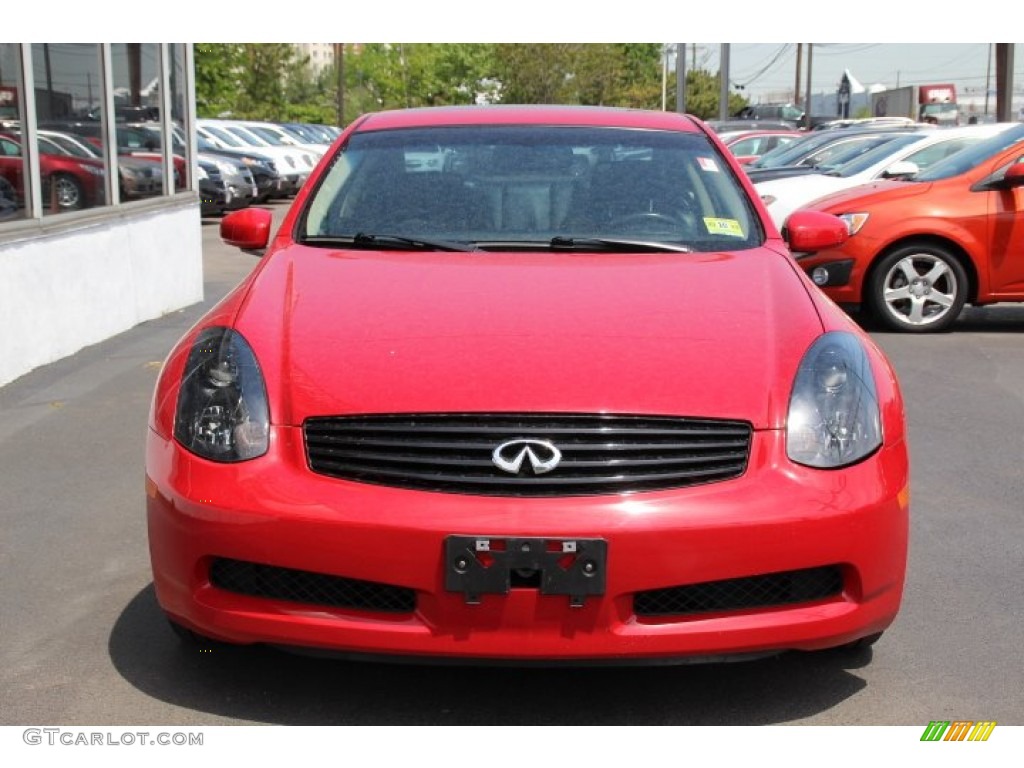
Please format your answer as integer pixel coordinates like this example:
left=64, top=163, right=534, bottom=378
left=796, top=123, right=1024, bottom=332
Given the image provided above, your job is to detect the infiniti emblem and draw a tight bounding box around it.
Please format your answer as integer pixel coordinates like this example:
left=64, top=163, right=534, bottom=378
left=492, top=439, right=562, bottom=475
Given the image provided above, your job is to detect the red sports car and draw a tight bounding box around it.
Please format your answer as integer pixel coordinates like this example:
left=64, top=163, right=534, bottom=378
left=147, top=105, right=909, bottom=663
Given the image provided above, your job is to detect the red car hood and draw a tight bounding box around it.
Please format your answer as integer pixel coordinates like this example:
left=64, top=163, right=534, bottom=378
left=234, top=246, right=825, bottom=430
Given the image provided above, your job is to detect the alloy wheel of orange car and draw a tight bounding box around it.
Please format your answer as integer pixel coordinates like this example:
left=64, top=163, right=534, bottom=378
left=867, top=244, right=969, bottom=332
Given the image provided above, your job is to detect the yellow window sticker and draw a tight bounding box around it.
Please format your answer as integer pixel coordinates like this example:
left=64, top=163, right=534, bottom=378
left=703, top=217, right=745, bottom=238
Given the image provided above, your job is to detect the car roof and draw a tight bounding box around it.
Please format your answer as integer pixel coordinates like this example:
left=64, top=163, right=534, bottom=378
left=719, top=130, right=800, bottom=141
left=351, top=105, right=706, bottom=133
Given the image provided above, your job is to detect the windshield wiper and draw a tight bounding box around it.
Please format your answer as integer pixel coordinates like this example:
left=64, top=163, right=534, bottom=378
left=302, top=233, right=479, bottom=252
left=548, top=236, right=693, bottom=253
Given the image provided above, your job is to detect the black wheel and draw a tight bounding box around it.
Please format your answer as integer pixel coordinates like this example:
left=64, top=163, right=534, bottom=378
left=866, top=244, right=968, bottom=332
left=48, top=173, right=85, bottom=212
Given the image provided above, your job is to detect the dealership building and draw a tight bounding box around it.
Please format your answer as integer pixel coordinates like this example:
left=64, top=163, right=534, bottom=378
left=0, top=44, right=201, bottom=387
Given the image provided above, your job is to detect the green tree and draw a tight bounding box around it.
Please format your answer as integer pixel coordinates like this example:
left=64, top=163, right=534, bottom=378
left=235, top=43, right=295, bottom=121
left=283, top=54, right=336, bottom=124
left=194, top=43, right=243, bottom=117
left=332, top=44, right=499, bottom=124
left=491, top=44, right=663, bottom=108
left=669, top=69, right=748, bottom=120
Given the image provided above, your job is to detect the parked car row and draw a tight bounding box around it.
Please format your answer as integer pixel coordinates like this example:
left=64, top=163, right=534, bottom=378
left=194, top=119, right=337, bottom=204
left=0, top=118, right=341, bottom=218
left=741, top=122, right=1024, bottom=332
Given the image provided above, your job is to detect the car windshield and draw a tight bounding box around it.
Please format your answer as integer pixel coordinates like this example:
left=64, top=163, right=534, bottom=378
left=48, top=133, right=100, bottom=158
left=201, top=125, right=244, bottom=148
left=802, top=134, right=908, bottom=169
left=819, top=133, right=926, bottom=176
left=914, top=124, right=1024, bottom=181
left=747, top=131, right=843, bottom=169
left=247, top=126, right=291, bottom=146
left=226, top=126, right=268, bottom=146
left=301, top=125, right=763, bottom=252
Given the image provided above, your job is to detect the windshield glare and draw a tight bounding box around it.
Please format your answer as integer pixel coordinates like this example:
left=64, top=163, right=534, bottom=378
left=301, top=126, right=762, bottom=252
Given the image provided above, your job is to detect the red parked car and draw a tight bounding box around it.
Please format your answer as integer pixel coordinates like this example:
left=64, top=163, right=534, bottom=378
left=147, top=105, right=909, bottom=663
left=718, top=129, right=802, bottom=165
left=796, top=123, right=1024, bottom=332
left=0, top=133, right=105, bottom=211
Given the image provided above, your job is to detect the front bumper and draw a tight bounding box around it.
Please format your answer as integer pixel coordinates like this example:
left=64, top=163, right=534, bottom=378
left=147, top=426, right=909, bottom=663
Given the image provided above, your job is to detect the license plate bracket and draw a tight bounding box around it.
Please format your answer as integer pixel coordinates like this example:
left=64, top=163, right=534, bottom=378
left=445, top=535, right=607, bottom=607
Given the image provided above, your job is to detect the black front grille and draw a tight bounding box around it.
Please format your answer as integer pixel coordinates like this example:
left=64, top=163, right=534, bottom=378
left=209, top=558, right=416, bottom=614
left=304, top=413, right=752, bottom=497
left=635, top=566, right=843, bottom=617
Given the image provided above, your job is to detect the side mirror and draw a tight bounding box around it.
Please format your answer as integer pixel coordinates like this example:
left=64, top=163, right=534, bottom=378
left=221, top=207, right=272, bottom=254
left=1002, top=161, right=1024, bottom=187
left=784, top=210, right=849, bottom=253
left=881, top=160, right=919, bottom=179
left=978, top=160, right=1024, bottom=191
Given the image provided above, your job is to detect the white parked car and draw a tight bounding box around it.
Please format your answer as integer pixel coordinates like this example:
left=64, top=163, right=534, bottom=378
left=756, top=123, right=1019, bottom=228
left=197, top=119, right=317, bottom=194
left=239, top=120, right=329, bottom=158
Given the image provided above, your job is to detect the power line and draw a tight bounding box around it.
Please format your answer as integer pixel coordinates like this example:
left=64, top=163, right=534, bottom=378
left=733, top=44, right=793, bottom=88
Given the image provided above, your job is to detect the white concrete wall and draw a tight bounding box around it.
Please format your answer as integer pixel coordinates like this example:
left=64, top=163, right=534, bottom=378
left=0, top=201, right=203, bottom=387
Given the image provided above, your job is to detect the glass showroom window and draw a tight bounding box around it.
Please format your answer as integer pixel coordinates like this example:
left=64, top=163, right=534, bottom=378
left=0, top=44, right=28, bottom=222
left=31, top=43, right=110, bottom=214
left=111, top=44, right=171, bottom=198
left=169, top=43, right=191, bottom=190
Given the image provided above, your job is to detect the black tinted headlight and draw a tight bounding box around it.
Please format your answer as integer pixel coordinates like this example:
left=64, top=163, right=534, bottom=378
left=173, top=327, right=269, bottom=462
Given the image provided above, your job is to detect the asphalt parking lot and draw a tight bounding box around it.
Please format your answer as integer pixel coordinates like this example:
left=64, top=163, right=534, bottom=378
left=1, top=200, right=1022, bottom=726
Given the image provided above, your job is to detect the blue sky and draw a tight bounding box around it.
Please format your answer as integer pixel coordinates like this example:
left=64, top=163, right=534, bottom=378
left=686, top=44, right=1020, bottom=103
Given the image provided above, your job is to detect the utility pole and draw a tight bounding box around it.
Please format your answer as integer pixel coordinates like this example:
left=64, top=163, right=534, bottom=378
left=984, top=43, right=992, bottom=117
left=794, top=43, right=802, bottom=106
left=719, top=43, right=730, bottom=120
left=995, top=43, right=1014, bottom=122
left=803, top=43, right=813, bottom=128
left=335, top=43, right=345, bottom=127
left=675, top=43, right=686, bottom=114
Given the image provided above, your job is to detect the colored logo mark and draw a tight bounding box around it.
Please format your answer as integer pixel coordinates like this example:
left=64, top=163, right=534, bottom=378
left=920, top=721, right=996, bottom=742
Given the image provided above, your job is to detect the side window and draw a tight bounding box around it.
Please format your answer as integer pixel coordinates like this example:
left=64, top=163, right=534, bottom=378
left=905, top=140, right=971, bottom=172
left=729, top=138, right=761, bottom=156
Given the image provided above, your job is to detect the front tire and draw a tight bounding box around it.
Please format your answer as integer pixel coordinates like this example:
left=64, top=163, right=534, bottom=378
left=49, top=173, right=85, bottom=212
left=866, top=244, right=968, bottom=332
